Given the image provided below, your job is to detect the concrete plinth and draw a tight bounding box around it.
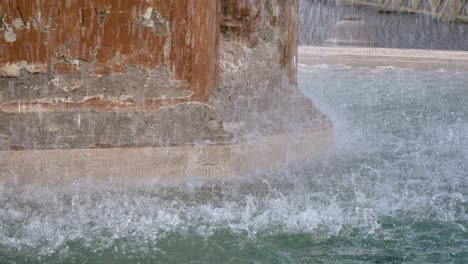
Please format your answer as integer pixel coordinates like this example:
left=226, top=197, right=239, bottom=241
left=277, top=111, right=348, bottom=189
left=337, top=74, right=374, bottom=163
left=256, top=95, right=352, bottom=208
left=0, top=123, right=332, bottom=185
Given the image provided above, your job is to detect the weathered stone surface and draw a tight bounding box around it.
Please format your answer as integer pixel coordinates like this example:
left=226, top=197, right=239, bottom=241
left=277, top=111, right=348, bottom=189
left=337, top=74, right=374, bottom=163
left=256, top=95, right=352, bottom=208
left=215, top=0, right=327, bottom=140
left=221, top=0, right=299, bottom=83
left=0, top=0, right=219, bottom=100
left=213, top=40, right=328, bottom=141
left=0, top=103, right=230, bottom=151
left=0, top=0, right=328, bottom=153
left=0, top=67, right=191, bottom=104
left=0, top=0, right=224, bottom=149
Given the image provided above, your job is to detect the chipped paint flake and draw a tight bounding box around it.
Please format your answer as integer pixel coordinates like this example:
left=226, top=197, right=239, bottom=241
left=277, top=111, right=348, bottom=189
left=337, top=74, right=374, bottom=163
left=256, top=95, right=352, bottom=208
left=3, top=22, right=16, bottom=42
left=0, top=61, right=26, bottom=77
left=135, top=7, right=169, bottom=36
left=142, top=7, right=153, bottom=20
left=4, top=30, right=16, bottom=42
left=25, top=64, right=48, bottom=74
left=0, top=61, right=47, bottom=77
left=12, top=18, right=26, bottom=30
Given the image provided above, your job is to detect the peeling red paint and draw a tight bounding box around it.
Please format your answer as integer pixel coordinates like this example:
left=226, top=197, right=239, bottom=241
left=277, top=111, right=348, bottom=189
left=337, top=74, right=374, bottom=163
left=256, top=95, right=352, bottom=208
left=0, top=0, right=303, bottom=152
left=1, top=0, right=298, bottom=104
left=0, top=0, right=221, bottom=101
left=0, top=1, right=172, bottom=72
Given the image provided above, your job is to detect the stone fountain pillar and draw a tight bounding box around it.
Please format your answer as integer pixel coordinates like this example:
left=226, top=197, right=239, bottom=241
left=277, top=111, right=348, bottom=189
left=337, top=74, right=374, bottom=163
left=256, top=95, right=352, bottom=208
left=214, top=0, right=328, bottom=140
left=0, top=0, right=226, bottom=149
left=0, top=0, right=330, bottom=184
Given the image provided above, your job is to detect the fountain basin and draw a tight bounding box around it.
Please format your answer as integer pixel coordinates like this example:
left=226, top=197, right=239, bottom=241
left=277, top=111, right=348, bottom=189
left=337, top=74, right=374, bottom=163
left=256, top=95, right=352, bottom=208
left=299, top=46, right=468, bottom=70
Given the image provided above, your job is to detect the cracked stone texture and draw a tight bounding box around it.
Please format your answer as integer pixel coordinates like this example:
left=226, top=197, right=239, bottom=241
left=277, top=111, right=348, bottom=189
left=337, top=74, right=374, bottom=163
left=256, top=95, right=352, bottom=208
left=0, top=67, right=191, bottom=104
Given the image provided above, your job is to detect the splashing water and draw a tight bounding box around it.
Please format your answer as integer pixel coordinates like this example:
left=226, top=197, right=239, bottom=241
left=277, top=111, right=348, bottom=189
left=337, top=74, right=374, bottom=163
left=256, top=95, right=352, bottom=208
left=1, top=65, right=467, bottom=263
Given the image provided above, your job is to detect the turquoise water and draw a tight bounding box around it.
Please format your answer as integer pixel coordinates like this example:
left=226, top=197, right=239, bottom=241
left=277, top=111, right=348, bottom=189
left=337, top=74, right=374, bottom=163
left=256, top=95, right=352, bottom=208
left=1, top=65, right=467, bottom=263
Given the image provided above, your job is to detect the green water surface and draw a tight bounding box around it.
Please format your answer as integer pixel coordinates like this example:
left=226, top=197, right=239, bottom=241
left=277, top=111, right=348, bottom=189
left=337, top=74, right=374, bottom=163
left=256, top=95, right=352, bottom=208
left=1, top=65, right=467, bottom=263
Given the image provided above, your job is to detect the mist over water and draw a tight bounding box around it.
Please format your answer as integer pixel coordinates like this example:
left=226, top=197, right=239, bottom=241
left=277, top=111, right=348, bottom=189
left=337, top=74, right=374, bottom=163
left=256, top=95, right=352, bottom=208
left=1, top=65, right=468, bottom=263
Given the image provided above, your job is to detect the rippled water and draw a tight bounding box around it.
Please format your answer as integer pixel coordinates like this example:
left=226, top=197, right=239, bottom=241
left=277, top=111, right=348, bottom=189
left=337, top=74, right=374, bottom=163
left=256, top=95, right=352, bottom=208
left=1, top=65, right=467, bottom=263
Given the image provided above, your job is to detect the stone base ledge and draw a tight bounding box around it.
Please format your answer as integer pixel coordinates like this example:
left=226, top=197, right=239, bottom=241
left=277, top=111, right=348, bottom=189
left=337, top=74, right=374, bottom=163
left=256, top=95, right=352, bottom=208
left=299, top=46, right=468, bottom=71
left=0, top=122, right=333, bottom=186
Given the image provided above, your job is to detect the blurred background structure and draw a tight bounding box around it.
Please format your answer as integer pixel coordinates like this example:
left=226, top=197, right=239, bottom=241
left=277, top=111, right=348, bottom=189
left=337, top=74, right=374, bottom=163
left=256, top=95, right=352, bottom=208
left=299, top=0, right=468, bottom=50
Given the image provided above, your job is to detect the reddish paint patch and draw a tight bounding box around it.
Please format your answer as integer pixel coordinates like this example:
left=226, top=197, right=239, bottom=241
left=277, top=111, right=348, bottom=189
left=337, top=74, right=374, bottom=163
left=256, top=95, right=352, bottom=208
left=0, top=0, right=221, bottom=101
